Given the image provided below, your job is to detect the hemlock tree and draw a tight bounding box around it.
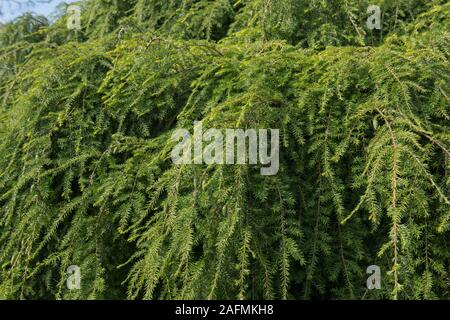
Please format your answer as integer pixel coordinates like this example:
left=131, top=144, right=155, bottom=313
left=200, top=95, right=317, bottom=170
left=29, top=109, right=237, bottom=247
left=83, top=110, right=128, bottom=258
left=0, top=0, right=448, bottom=300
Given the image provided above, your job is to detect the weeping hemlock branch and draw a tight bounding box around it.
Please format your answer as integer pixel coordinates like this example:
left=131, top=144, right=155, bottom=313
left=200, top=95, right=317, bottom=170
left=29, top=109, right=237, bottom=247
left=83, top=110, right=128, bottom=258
left=0, top=0, right=448, bottom=300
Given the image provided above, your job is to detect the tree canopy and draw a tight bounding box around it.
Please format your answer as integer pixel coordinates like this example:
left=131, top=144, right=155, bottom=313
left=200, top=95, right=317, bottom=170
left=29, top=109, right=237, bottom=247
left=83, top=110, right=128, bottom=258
left=0, top=0, right=448, bottom=300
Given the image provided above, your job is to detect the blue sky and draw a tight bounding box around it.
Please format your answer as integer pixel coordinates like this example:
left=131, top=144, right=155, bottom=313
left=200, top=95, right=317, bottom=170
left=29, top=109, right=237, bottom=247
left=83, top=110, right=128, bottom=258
left=0, top=0, right=79, bottom=23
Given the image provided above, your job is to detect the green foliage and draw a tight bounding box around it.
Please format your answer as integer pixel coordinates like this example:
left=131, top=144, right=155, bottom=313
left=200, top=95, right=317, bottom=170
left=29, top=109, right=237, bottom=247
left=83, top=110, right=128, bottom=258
left=0, top=0, right=448, bottom=300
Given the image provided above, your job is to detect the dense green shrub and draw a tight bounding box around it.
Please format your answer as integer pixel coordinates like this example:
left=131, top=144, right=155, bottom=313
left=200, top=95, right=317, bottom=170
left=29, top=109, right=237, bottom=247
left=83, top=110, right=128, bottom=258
left=0, top=0, right=448, bottom=300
